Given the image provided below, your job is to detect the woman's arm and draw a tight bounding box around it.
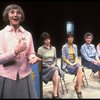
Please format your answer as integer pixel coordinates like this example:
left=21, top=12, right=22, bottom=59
left=0, top=50, right=16, bottom=65
left=62, top=45, right=72, bottom=65
left=63, top=57, right=72, bottom=65
left=0, top=32, right=16, bottom=64
left=80, top=45, right=95, bottom=62
left=27, top=33, right=42, bottom=64
left=26, top=34, right=36, bottom=60
left=74, top=45, right=79, bottom=63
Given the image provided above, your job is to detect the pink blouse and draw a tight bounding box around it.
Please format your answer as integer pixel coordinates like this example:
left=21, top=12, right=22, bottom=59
left=0, top=25, right=36, bottom=80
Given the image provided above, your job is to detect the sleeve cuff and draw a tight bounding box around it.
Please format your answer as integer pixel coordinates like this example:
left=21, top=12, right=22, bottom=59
left=28, top=53, right=36, bottom=60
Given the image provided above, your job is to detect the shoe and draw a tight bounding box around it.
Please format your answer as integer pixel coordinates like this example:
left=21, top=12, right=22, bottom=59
left=74, top=86, right=82, bottom=99
left=77, top=92, right=82, bottom=99
left=57, top=96, right=62, bottom=99
left=52, top=94, right=59, bottom=99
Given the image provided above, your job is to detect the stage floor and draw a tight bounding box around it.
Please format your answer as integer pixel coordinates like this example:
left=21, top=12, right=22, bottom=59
left=43, top=58, right=100, bottom=99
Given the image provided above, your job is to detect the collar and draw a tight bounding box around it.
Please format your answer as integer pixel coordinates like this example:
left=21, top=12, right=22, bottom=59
left=4, top=25, right=25, bottom=33
left=43, top=45, right=52, bottom=49
left=67, top=42, right=73, bottom=47
left=86, top=43, right=91, bottom=46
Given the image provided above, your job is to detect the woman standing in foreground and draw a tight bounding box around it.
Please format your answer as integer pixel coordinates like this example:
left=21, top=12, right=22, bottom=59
left=0, top=4, right=41, bottom=99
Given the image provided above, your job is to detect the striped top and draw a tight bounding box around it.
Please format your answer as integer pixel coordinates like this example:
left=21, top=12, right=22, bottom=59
left=37, top=45, right=57, bottom=66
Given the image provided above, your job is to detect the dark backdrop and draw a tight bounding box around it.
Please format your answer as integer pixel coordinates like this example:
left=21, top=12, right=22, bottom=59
left=0, top=1, right=100, bottom=57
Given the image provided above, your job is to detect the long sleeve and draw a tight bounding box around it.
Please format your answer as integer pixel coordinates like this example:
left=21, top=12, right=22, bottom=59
left=91, top=45, right=99, bottom=62
left=75, top=57, right=79, bottom=63
left=0, top=32, right=16, bottom=64
left=27, top=33, right=36, bottom=60
left=80, top=45, right=95, bottom=62
left=63, top=57, right=72, bottom=65
left=62, top=45, right=72, bottom=66
left=74, top=45, right=79, bottom=63
left=0, top=51, right=16, bottom=65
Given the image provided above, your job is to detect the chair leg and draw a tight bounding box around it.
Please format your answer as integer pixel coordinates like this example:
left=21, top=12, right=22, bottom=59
left=84, top=72, right=89, bottom=86
left=60, top=77, right=68, bottom=94
left=73, top=75, right=76, bottom=82
left=82, top=70, right=88, bottom=86
left=60, top=78, right=64, bottom=94
left=82, top=67, right=89, bottom=87
left=90, top=72, right=94, bottom=77
left=62, top=79, right=68, bottom=93
left=82, top=78, right=85, bottom=87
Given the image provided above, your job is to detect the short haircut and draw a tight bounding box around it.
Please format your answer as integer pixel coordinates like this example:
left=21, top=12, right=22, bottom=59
left=3, top=4, right=25, bottom=23
left=67, top=32, right=74, bottom=38
left=41, top=32, right=50, bottom=42
left=84, top=32, right=93, bottom=39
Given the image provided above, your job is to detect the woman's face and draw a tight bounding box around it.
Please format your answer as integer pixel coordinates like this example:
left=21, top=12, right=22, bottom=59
left=8, top=9, right=22, bottom=27
left=68, top=36, right=74, bottom=44
left=85, top=36, right=93, bottom=44
left=44, top=38, right=51, bottom=46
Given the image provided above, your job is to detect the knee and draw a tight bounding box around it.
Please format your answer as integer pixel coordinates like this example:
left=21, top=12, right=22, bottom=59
left=53, top=70, right=60, bottom=81
left=77, top=67, right=83, bottom=73
left=58, top=75, right=60, bottom=81
left=54, top=70, right=59, bottom=76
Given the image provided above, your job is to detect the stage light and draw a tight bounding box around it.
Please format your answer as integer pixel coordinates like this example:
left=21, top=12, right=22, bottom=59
left=66, top=21, right=74, bottom=34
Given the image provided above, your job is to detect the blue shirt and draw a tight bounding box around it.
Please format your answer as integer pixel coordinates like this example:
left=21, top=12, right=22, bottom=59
left=80, top=43, right=99, bottom=62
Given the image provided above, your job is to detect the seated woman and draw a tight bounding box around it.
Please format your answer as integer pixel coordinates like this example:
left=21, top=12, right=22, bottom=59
left=96, top=43, right=100, bottom=78
left=96, top=43, right=100, bottom=58
left=62, top=33, right=83, bottom=99
left=80, top=32, right=100, bottom=78
left=37, top=32, right=61, bottom=99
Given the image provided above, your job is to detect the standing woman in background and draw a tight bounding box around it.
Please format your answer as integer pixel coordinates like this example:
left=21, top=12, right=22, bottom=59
left=37, top=32, right=61, bottom=99
left=0, top=4, right=41, bottom=99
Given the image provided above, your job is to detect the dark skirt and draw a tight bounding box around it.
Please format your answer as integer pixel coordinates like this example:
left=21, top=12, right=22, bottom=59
left=65, top=60, right=81, bottom=75
left=66, top=63, right=80, bottom=75
left=0, top=74, right=37, bottom=99
left=82, top=58, right=100, bottom=73
left=42, top=65, right=59, bottom=84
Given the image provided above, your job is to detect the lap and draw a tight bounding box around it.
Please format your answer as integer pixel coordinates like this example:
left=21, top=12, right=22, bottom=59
left=42, top=65, right=59, bottom=84
left=66, top=63, right=81, bottom=75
